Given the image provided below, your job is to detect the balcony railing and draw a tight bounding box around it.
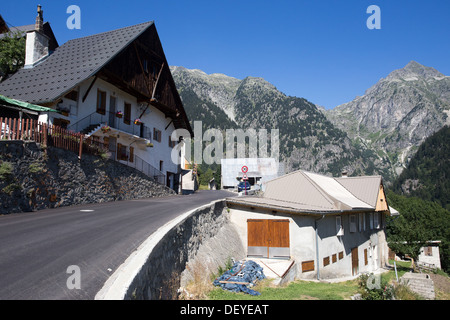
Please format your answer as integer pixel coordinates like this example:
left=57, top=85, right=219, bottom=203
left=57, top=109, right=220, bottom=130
left=67, top=110, right=151, bottom=139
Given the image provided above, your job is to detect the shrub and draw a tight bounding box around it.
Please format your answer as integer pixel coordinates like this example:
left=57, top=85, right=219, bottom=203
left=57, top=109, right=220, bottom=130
left=357, top=273, right=395, bottom=300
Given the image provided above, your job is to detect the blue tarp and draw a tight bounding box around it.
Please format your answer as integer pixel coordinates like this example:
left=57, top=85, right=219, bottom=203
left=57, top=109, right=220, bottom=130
left=213, top=260, right=266, bottom=296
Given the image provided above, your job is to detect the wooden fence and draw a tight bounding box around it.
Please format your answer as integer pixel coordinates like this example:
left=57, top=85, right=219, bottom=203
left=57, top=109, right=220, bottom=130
left=1, top=117, right=105, bottom=159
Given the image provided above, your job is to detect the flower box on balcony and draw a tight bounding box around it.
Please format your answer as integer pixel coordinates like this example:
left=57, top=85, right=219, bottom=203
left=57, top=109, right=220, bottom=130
left=146, top=142, right=154, bottom=148
left=116, top=111, right=123, bottom=118
left=134, top=119, right=143, bottom=125
left=101, top=125, right=111, bottom=133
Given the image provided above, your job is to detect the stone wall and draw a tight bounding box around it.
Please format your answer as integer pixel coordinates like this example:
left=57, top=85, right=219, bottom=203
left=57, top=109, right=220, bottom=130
left=0, top=141, right=174, bottom=214
left=121, top=200, right=245, bottom=300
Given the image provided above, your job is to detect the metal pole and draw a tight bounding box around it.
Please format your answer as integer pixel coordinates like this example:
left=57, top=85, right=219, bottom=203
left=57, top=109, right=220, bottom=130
left=394, top=261, right=398, bottom=282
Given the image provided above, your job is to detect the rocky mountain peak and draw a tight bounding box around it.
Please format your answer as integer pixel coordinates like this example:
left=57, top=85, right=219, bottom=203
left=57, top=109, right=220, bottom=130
left=384, top=60, right=445, bottom=82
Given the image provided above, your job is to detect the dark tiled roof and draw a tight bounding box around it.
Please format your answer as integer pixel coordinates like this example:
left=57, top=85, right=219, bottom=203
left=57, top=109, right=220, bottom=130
left=0, top=21, right=154, bottom=104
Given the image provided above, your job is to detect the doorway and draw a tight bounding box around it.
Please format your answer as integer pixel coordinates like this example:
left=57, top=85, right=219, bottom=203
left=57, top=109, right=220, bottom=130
left=351, top=247, right=359, bottom=276
left=247, top=219, right=290, bottom=259
left=109, top=96, right=116, bottom=127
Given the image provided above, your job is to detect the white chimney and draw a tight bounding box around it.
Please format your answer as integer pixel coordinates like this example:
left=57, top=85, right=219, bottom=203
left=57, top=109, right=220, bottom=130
left=24, top=5, right=49, bottom=68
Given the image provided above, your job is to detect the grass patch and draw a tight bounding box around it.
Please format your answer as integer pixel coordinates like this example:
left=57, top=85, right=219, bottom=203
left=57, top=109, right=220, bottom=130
left=208, top=279, right=359, bottom=300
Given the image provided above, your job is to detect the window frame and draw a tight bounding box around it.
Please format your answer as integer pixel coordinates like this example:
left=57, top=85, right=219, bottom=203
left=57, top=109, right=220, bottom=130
left=336, top=216, right=344, bottom=236
left=96, top=89, right=106, bottom=115
left=124, top=102, right=131, bottom=125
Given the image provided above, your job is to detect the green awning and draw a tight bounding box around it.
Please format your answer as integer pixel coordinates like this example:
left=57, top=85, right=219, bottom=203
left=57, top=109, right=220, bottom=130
left=0, top=94, right=57, bottom=113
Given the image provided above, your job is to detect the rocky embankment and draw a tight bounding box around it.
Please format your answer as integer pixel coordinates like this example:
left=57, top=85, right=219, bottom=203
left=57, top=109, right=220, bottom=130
left=0, top=141, right=174, bottom=214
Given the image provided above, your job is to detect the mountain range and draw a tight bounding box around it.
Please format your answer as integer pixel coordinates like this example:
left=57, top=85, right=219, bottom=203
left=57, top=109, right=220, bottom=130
left=170, top=61, right=450, bottom=183
left=325, top=61, right=450, bottom=176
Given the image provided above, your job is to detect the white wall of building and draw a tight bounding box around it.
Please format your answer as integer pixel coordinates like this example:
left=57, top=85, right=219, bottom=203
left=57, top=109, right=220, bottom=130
left=228, top=207, right=389, bottom=280
left=50, top=76, right=180, bottom=185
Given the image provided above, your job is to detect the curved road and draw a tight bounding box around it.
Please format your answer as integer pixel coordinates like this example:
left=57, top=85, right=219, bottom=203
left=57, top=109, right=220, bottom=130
left=0, top=190, right=235, bottom=300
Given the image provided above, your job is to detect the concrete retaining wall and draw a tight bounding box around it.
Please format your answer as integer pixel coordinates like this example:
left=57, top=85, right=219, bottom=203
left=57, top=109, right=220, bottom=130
left=96, top=200, right=245, bottom=300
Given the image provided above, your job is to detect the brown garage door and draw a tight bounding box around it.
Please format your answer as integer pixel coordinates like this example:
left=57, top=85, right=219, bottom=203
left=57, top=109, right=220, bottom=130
left=247, top=219, right=290, bottom=259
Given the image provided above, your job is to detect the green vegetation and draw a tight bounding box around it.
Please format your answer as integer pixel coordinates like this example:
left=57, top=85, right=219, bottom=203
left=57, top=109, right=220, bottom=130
left=196, top=163, right=221, bottom=189
left=392, top=125, right=449, bottom=210
left=0, top=161, right=13, bottom=180
left=208, top=279, right=358, bottom=300
left=0, top=31, right=25, bottom=77
left=386, top=125, right=450, bottom=273
left=2, top=183, right=21, bottom=195
left=386, top=190, right=450, bottom=272
left=206, top=259, right=441, bottom=300
left=28, top=162, right=44, bottom=174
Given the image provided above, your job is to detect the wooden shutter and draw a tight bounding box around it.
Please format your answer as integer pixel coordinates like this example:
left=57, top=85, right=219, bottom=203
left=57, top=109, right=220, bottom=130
left=351, top=247, right=359, bottom=276
left=323, top=256, right=330, bottom=267
left=129, top=146, right=134, bottom=163
left=364, top=249, right=368, bottom=265
left=302, top=260, right=315, bottom=273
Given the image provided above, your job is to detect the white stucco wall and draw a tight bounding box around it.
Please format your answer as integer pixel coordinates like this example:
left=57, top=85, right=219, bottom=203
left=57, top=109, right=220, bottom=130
left=50, top=76, right=180, bottom=185
left=228, top=206, right=390, bottom=280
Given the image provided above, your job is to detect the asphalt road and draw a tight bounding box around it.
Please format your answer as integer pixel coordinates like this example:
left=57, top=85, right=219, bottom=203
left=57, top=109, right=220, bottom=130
left=0, top=190, right=235, bottom=300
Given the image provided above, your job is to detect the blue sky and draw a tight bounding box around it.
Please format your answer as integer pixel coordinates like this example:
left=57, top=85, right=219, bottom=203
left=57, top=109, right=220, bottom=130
left=2, top=0, right=449, bottom=109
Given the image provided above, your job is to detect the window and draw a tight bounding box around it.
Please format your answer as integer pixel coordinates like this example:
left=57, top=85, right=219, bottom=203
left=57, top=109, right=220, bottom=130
left=350, top=215, right=357, bottom=233
left=159, top=160, right=163, bottom=172
left=424, top=246, right=433, bottom=256
left=169, top=136, right=176, bottom=148
left=374, top=212, right=380, bottom=229
left=339, top=251, right=344, bottom=260
left=96, top=90, right=106, bottom=115
left=332, top=254, right=337, bottom=263
left=364, top=249, right=368, bottom=265
left=336, top=216, right=344, bottom=236
left=369, top=213, right=374, bottom=229
left=359, top=213, right=363, bottom=232
left=362, top=213, right=366, bottom=231
left=142, top=126, right=151, bottom=139
left=124, top=102, right=131, bottom=125
left=323, top=256, right=330, bottom=267
left=154, top=128, right=162, bottom=142
left=117, top=143, right=127, bottom=161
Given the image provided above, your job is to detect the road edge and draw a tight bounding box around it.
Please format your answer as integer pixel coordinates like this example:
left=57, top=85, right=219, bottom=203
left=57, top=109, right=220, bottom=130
left=94, top=198, right=226, bottom=300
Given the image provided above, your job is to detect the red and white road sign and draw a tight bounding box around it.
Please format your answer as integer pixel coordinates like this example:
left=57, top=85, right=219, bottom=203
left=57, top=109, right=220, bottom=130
left=242, top=166, right=248, bottom=173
